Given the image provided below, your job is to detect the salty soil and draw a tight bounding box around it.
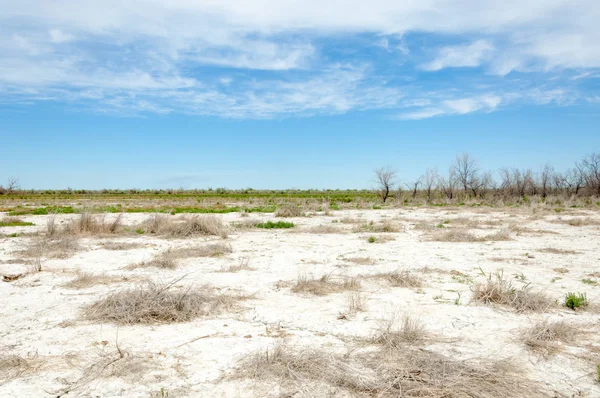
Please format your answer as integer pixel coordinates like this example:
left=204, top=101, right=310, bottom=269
left=1, top=207, right=600, bottom=397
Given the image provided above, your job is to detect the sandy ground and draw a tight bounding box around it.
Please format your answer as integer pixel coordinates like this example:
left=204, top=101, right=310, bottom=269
left=1, top=207, right=600, bottom=397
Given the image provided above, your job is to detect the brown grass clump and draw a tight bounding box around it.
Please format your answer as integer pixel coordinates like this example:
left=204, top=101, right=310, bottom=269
left=345, top=257, right=375, bottom=266
left=373, top=315, right=428, bottom=347
left=537, top=247, right=580, bottom=255
left=472, top=271, right=553, bottom=313
left=292, top=274, right=360, bottom=296
left=0, top=355, right=33, bottom=382
left=134, top=250, right=178, bottom=269
left=84, top=280, right=244, bottom=325
left=139, top=214, right=227, bottom=238
left=353, top=220, right=401, bottom=233
left=62, top=272, right=133, bottom=289
left=100, top=241, right=146, bottom=251
left=18, top=235, right=81, bottom=260
left=521, top=319, right=579, bottom=355
left=430, top=228, right=511, bottom=242
left=229, top=342, right=543, bottom=398
left=275, top=204, right=304, bottom=218
left=170, top=243, right=233, bottom=258
left=371, top=269, right=423, bottom=288
left=345, top=291, right=367, bottom=314
left=554, top=217, right=600, bottom=227
left=217, top=257, right=254, bottom=273
left=67, top=213, right=123, bottom=235
left=306, top=225, right=343, bottom=234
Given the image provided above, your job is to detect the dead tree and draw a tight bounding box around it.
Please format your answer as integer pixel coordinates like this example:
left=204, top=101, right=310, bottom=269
left=374, top=166, right=396, bottom=203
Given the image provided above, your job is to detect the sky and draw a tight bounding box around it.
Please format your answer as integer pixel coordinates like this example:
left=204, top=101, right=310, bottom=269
left=1, top=0, right=599, bottom=190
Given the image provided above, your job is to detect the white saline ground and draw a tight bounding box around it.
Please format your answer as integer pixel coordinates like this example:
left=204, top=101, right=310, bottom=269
left=1, top=208, right=600, bottom=397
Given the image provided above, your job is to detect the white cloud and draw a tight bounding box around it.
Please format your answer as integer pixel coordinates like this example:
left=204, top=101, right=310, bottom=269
left=0, top=0, right=598, bottom=118
left=422, top=40, right=494, bottom=71
left=399, top=94, right=502, bottom=119
left=49, top=29, right=74, bottom=43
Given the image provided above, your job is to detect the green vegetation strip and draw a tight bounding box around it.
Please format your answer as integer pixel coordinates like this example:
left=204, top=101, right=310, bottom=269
left=255, top=221, right=295, bottom=229
left=0, top=221, right=35, bottom=227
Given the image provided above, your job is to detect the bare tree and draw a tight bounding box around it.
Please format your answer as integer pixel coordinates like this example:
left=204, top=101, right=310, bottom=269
left=6, top=177, right=20, bottom=194
left=374, top=166, right=396, bottom=203
left=538, top=165, right=554, bottom=198
left=421, top=168, right=438, bottom=202
left=453, top=153, right=480, bottom=196
left=438, top=166, right=457, bottom=199
left=406, top=178, right=422, bottom=199
left=581, top=153, right=600, bottom=196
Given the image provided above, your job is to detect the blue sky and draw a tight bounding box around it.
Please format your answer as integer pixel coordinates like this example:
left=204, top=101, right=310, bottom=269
left=1, top=0, right=599, bottom=189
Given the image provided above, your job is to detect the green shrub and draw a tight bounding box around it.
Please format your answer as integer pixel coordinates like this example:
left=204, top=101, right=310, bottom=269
left=256, top=221, right=294, bottom=229
left=564, top=292, right=588, bottom=310
left=368, top=236, right=376, bottom=243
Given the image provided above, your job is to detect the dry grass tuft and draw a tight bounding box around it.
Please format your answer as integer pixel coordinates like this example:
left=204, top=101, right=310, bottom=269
left=62, top=272, right=133, bottom=289
left=64, top=213, right=123, bottom=235
left=430, top=228, right=511, bottom=242
left=100, top=241, right=146, bottom=251
left=18, top=235, right=81, bottom=260
left=292, top=274, right=360, bottom=296
left=229, top=342, right=543, bottom=398
left=537, top=247, right=580, bottom=255
left=0, top=355, right=33, bottom=382
left=472, top=271, right=553, bottom=313
left=521, top=319, right=579, bottom=354
left=373, top=315, right=428, bottom=347
left=275, top=204, right=304, bottom=218
left=345, top=257, right=375, bottom=265
left=139, top=214, right=227, bottom=238
left=346, top=291, right=367, bottom=314
left=371, top=269, right=423, bottom=288
left=171, top=243, right=233, bottom=258
left=217, top=257, right=254, bottom=273
left=306, top=225, right=343, bottom=234
left=554, top=217, right=600, bottom=227
left=353, top=220, right=401, bottom=233
left=134, top=249, right=178, bottom=269
left=84, top=280, right=244, bottom=325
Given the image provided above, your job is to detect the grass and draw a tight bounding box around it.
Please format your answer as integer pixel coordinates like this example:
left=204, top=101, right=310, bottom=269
left=255, top=220, right=294, bottom=229
left=430, top=228, right=512, bottom=242
left=344, top=257, right=375, bottom=265
left=0, top=217, right=34, bottom=227
left=292, top=274, right=360, bottom=296
left=138, top=214, right=228, bottom=238
left=62, top=272, right=132, bottom=289
left=345, top=291, right=367, bottom=314
left=84, top=279, right=244, bottom=325
left=275, top=204, right=304, bottom=217
left=472, top=271, right=553, bottom=312
left=228, top=342, right=542, bottom=398
left=353, top=220, right=401, bottom=233
left=564, top=292, right=588, bottom=310
left=521, top=319, right=579, bottom=354
left=306, top=225, right=342, bottom=234
left=371, top=269, right=424, bottom=288
left=217, top=257, right=254, bottom=273
left=0, top=355, right=33, bottom=382
left=373, top=315, right=428, bottom=347
left=538, top=247, right=580, bottom=255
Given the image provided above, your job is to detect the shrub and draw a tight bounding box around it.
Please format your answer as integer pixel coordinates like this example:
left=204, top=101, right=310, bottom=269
left=564, top=292, right=588, bottom=310
left=256, top=221, right=294, bottom=229
left=84, top=280, right=244, bottom=325
left=275, top=204, right=303, bottom=217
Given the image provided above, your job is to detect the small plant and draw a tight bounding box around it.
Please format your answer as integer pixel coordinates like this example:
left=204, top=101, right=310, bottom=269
left=564, top=292, right=588, bottom=310
left=255, top=221, right=294, bottom=229
left=581, top=278, right=598, bottom=286
left=368, top=236, right=376, bottom=243
left=596, top=364, right=600, bottom=383
left=135, top=228, right=145, bottom=234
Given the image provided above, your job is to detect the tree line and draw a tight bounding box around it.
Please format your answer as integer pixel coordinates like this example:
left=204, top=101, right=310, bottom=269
left=375, top=152, right=600, bottom=202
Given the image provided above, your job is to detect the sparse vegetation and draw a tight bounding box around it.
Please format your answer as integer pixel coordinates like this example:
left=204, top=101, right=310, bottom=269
left=371, top=269, right=423, bottom=288
left=138, top=214, right=228, bottom=238
left=430, top=228, right=511, bottom=242
left=275, top=204, right=303, bottom=217
left=0, top=217, right=34, bottom=227
left=564, top=292, right=588, bottom=310
left=373, top=315, right=428, bottom=346
left=84, top=280, right=244, bottom=325
left=472, top=271, right=553, bottom=312
left=292, top=274, right=360, bottom=296
left=229, top=341, right=542, bottom=397
left=521, top=319, right=579, bottom=354
left=255, top=221, right=294, bottom=229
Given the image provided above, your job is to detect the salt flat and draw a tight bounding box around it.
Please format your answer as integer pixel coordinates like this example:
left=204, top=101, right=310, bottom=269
left=1, top=207, right=599, bottom=397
